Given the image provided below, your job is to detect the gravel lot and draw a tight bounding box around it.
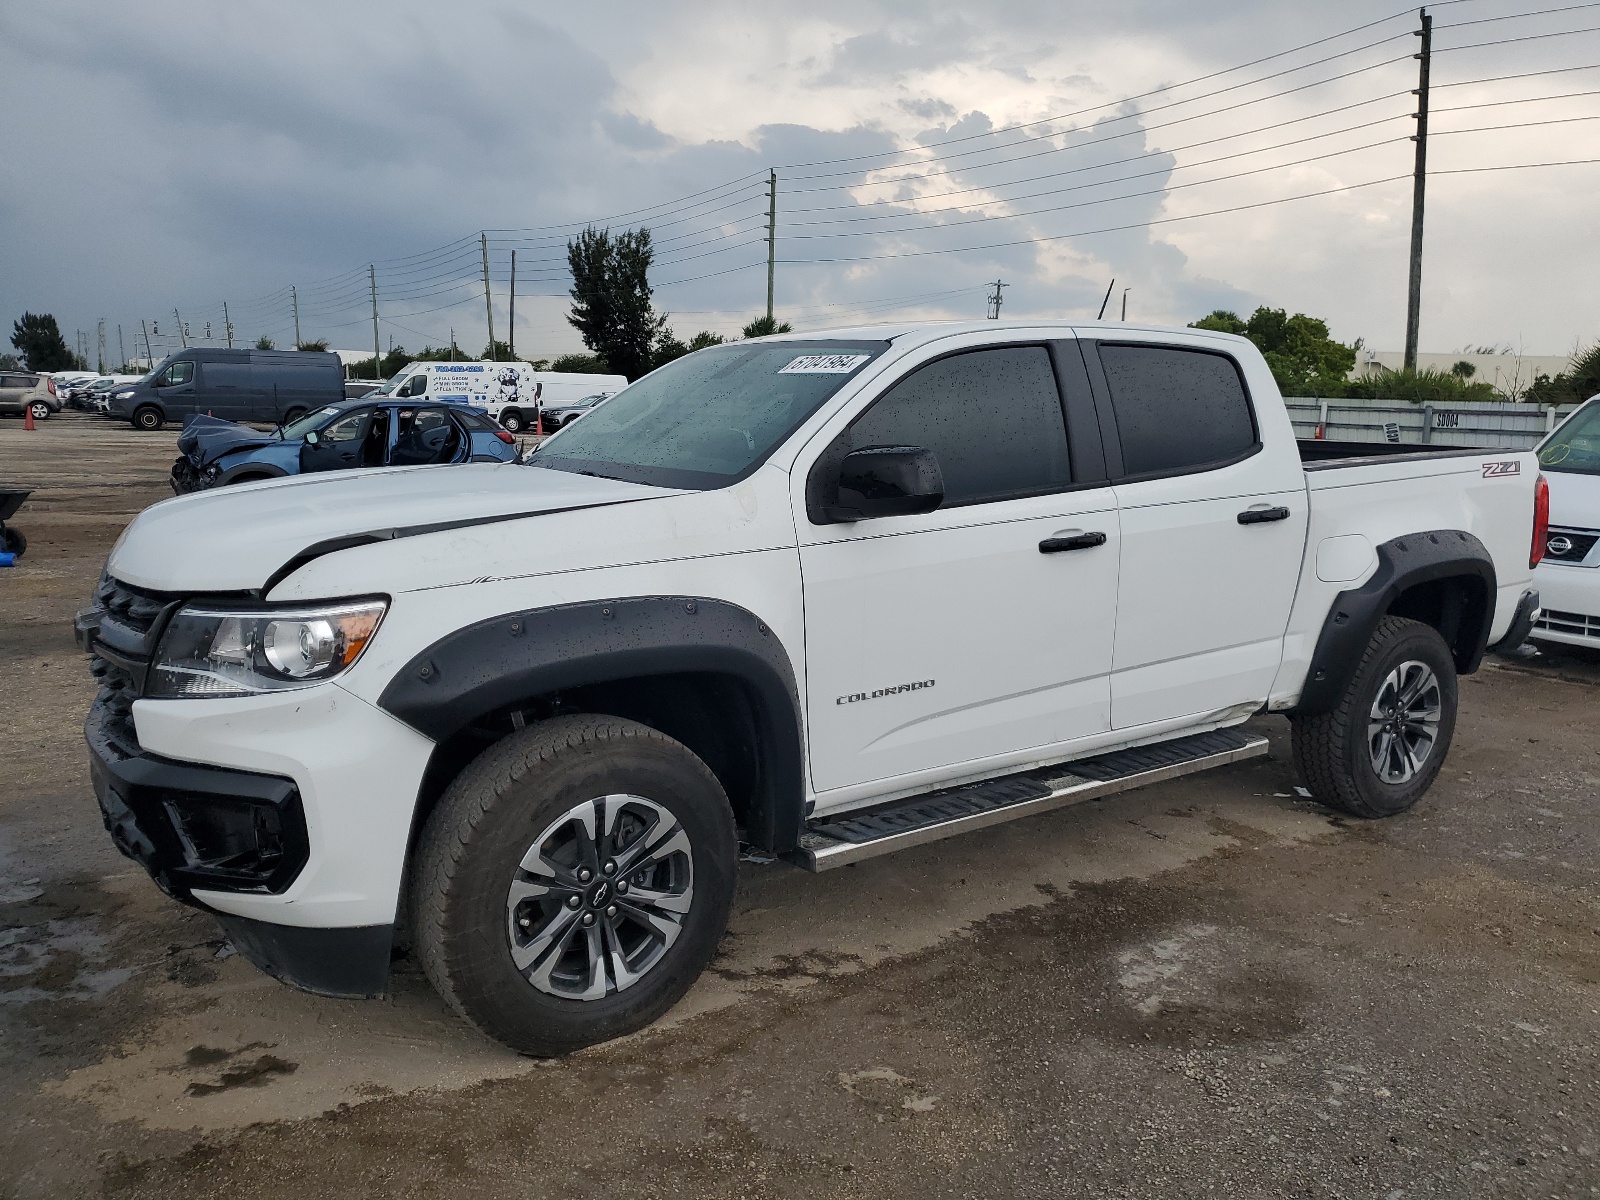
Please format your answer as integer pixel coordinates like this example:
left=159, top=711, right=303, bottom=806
left=2, top=415, right=1597, bottom=1199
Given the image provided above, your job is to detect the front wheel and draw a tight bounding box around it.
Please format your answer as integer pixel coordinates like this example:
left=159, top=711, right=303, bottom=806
left=412, top=715, right=736, bottom=1055
left=132, top=405, right=164, bottom=431
left=1291, top=615, right=1458, bottom=818
left=500, top=409, right=524, bottom=433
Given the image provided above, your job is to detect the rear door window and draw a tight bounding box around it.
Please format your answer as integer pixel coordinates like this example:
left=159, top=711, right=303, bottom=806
left=1096, top=345, right=1257, bottom=477
left=836, top=345, right=1071, bottom=507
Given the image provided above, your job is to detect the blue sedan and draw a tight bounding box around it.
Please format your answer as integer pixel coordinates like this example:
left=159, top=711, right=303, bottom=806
left=170, top=400, right=520, bottom=493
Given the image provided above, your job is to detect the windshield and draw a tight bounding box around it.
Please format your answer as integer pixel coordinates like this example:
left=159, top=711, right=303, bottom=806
left=573, top=394, right=607, bottom=408
left=1538, top=399, right=1600, bottom=475
left=532, top=341, right=888, bottom=489
left=372, top=374, right=407, bottom=396
left=279, top=405, right=341, bottom=440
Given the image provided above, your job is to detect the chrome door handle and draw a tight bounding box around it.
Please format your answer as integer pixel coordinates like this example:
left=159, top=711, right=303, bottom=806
left=1039, top=532, right=1108, bottom=553
left=1237, top=506, right=1290, bottom=525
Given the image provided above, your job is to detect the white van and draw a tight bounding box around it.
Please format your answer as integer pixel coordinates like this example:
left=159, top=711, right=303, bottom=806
left=387, top=362, right=628, bottom=433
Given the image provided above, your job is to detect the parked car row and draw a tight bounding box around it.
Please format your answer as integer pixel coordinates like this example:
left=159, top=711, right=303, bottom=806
left=1530, top=392, right=1600, bottom=653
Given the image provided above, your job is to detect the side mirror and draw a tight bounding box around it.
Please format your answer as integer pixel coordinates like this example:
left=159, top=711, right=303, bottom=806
left=824, top=445, right=944, bottom=522
left=303, top=430, right=320, bottom=446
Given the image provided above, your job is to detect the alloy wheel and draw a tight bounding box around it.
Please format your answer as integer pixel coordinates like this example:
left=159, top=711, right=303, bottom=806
left=505, top=794, right=694, bottom=1000
left=1366, top=660, right=1442, bottom=784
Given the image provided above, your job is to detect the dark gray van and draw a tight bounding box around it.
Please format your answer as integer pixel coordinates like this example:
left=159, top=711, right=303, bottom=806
left=110, top=348, right=344, bottom=431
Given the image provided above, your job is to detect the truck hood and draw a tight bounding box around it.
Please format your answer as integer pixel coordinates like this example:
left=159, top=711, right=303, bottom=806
left=1544, top=468, right=1600, bottom=528
left=175, top=414, right=282, bottom=466
left=107, top=464, right=680, bottom=593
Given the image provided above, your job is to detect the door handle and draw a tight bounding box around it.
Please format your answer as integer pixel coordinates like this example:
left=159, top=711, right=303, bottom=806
left=1237, top=506, right=1290, bottom=525
left=1039, top=532, right=1107, bottom=553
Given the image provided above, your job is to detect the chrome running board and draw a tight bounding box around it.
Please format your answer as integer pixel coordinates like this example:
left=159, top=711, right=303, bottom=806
left=791, top=728, right=1270, bottom=872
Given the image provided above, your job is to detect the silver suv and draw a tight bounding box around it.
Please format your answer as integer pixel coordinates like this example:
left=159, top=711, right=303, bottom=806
left=0, top=373, right=59, bottom=421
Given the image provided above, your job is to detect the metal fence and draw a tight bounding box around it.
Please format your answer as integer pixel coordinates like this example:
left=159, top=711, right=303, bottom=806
left=1284, top=397, right=1582, bottom=451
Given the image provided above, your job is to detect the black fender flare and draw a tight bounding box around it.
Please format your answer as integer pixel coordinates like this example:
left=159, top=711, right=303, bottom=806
left=377, top=596, right=806, bottom=852
left=1293, top=529, right=1496, bottom=717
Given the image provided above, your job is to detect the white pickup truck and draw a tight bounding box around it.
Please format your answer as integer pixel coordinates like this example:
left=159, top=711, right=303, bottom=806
left=77, top=321, right=1546, bottom=1054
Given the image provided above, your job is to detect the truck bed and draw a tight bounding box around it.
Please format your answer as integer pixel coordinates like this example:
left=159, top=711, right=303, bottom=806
left=1297, top=438, right=1493, bottom=466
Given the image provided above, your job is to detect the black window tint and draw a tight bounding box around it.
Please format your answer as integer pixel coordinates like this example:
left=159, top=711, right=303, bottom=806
left=1098, top=345, right=1256, bottom=476
left=454, top=408, right=499, bottom=432
left=842, top=346, right=1070, bottom=506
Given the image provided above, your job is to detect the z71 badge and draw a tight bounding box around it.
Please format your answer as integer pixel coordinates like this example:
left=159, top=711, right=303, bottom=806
left=1481, top=460, right=1522, bottom=478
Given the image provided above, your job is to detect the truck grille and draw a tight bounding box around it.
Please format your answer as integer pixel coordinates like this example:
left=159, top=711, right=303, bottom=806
left=86, top=573, right=185, bottom=755
left=1544, top=527, right=1599, bottom=565
left=1533, top=608, right=1600, bottom=642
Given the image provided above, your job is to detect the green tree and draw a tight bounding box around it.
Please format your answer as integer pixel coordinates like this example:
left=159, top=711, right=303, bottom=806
left=566, top=226, right=665, bottom=381
left=345, top=346, right=417, bottom=379
left=0, top=353, right=20, bottom=370
left=652, top=327, right=726, bottom=369
left=1523, top=343, right=1600, bottom=407
left=549, top=353, right=611, bottom=373
left=412, top=342, right=470, bottom=363
left=11, top=312, right=75, bottom=371
left=482, top=339, right=513, bottom=362
left=741, top=315, right=793, bottom=339
left=1190, top=306, right=1357, bottom=397
left=296, top=338, right=330, bottom=352
left=1449, top=360, right=1477, bottom=379
left=1346, top=367, right=1497, bottom=404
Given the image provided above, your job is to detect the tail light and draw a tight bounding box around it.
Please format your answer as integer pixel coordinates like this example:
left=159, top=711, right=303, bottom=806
left=47, top=377, right=56, bottom=395
left=1530, top=472, right=1550, bottom=568
left=495, top=430, right=515, bottom=444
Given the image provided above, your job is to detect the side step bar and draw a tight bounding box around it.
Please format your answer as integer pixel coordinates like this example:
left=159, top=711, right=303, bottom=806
left=791, top=728, right=1270, bottom=872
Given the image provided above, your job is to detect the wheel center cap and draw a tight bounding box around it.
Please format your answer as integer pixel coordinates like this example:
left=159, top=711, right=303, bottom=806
left=588, top=880, right=612, bottom=909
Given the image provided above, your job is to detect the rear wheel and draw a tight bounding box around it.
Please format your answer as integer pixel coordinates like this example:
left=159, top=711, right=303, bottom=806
left=413, top=714, right=736, bottom=1055
left=1, top=527, right=25, bottom=556
left=282, top=406, right=308, bottom=425
left=132, top=405, right=164, bottom=431
left=1291, top=616, right=1458, bottom=818
left=500, top=409, right=525, bottom=433
left=28, top=401, right=51, bottom=421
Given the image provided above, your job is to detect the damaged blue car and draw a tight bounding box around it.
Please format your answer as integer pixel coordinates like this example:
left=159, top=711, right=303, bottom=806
left=169, top=399, right=520, bottom=494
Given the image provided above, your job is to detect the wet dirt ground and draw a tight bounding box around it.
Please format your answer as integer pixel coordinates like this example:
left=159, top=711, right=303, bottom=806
left=2, top=415, right=1597, bottom=1199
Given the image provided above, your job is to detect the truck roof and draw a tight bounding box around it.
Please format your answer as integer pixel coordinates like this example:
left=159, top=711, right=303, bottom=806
left=754, top=319, right=1255, bottom=350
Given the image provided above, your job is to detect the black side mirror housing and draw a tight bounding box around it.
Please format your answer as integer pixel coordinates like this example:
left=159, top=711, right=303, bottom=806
left=823, top=445, right=944, bottom=522
left=303, top=429, right=320, bottom=446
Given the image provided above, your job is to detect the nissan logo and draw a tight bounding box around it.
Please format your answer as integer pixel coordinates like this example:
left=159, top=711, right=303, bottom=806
left=1547, top=535, right=1574, bottom=557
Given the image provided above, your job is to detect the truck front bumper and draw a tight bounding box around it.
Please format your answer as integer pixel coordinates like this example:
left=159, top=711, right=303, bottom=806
left=85, top=682, right=435, bottom=997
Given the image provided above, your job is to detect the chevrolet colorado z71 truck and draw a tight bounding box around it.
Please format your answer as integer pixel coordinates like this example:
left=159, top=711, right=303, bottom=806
left=77, top=321, right=1546, bottom=1054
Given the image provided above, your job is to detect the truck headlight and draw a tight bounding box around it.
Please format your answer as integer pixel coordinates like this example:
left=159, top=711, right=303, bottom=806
left=115, top=390, right=135, bottom=399
left=147, top=600, right=387, bottom=698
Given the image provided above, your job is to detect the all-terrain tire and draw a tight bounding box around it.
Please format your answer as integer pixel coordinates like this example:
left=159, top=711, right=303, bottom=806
left=132, top=405, right=164, bottom=431
left=1290, top=615, right=1458, bottom=818
left=412, top=714, right=737, bottom=1055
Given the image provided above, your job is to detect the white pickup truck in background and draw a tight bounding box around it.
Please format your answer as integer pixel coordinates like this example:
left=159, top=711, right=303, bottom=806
left=77, top=320, right=1545, bottom=1054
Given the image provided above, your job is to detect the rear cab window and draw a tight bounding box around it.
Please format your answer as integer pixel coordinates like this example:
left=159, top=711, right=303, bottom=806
left=1094, top=343, right=1258, bottom=479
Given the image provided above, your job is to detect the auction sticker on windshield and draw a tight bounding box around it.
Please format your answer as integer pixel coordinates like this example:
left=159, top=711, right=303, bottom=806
left=779, top=354, right=871, bottom=374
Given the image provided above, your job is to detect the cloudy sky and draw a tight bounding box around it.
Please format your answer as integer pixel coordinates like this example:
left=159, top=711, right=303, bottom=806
left=2, top=0, right=1597, bottom=366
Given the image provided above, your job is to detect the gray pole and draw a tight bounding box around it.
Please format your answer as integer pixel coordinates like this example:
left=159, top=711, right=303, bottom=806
left=1404, top=8, right=1431, bottom=373
left=291, top=285, right=301, bottom=348
left=1121, top=288, right=1129, bottom=321
left=141, top=319, right=153, bottom=366
left=369, top=264, right=381, bottom=378
left=987, top=279, right=1007, bottom=319
left=481, top=233, right=495, bottom=359
left=509, top=249, right=517, bottom=361
left=223, top=301, right=233, bottom=349
left=765, top=170, right=777, bottom=324
left=449, top=327, right=455, bottom=362
left=97, top=319, right=105, bottom=373
left=1096, top=279, right=1115, bottom=320
left=175, top=308, right=187, bottom=348
left=118, top=324, right=126, bottom=369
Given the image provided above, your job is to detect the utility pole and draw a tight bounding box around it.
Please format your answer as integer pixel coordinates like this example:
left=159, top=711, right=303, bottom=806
left=223, top=301, right=233, bottom=349
left=97, top=320, right=106, bottom=373
left=1096, top=278, right=1116, bottom=320
left=986, top=279, right=1007, bottom=319
left=1121, top=288, right=1130, bottom=321
left=481, top=233, right=495, bottom=359
left=118, top=325, right=126, bottom=369
left=1404, top=7, right=1432, bottom=372
left=291, top=285, right=301, bottom=348
left=765, top=169, right=777, bottom=324
left=449, top=327, right=456, bottom=362
left=369, top=264, right=381, bottom=378
left=141, top=320, right=153, bottom=366
left=509, top=249, right=517, bottom=361
left=174, top=308, right=187, bottom=348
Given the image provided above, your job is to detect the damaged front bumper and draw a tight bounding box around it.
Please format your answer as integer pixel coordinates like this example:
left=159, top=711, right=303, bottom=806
left=169, top=455, right=209, bottom=495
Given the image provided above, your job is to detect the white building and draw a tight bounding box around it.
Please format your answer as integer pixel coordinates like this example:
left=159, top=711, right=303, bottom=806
left=1352, top=350, right=1574, bottom=397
